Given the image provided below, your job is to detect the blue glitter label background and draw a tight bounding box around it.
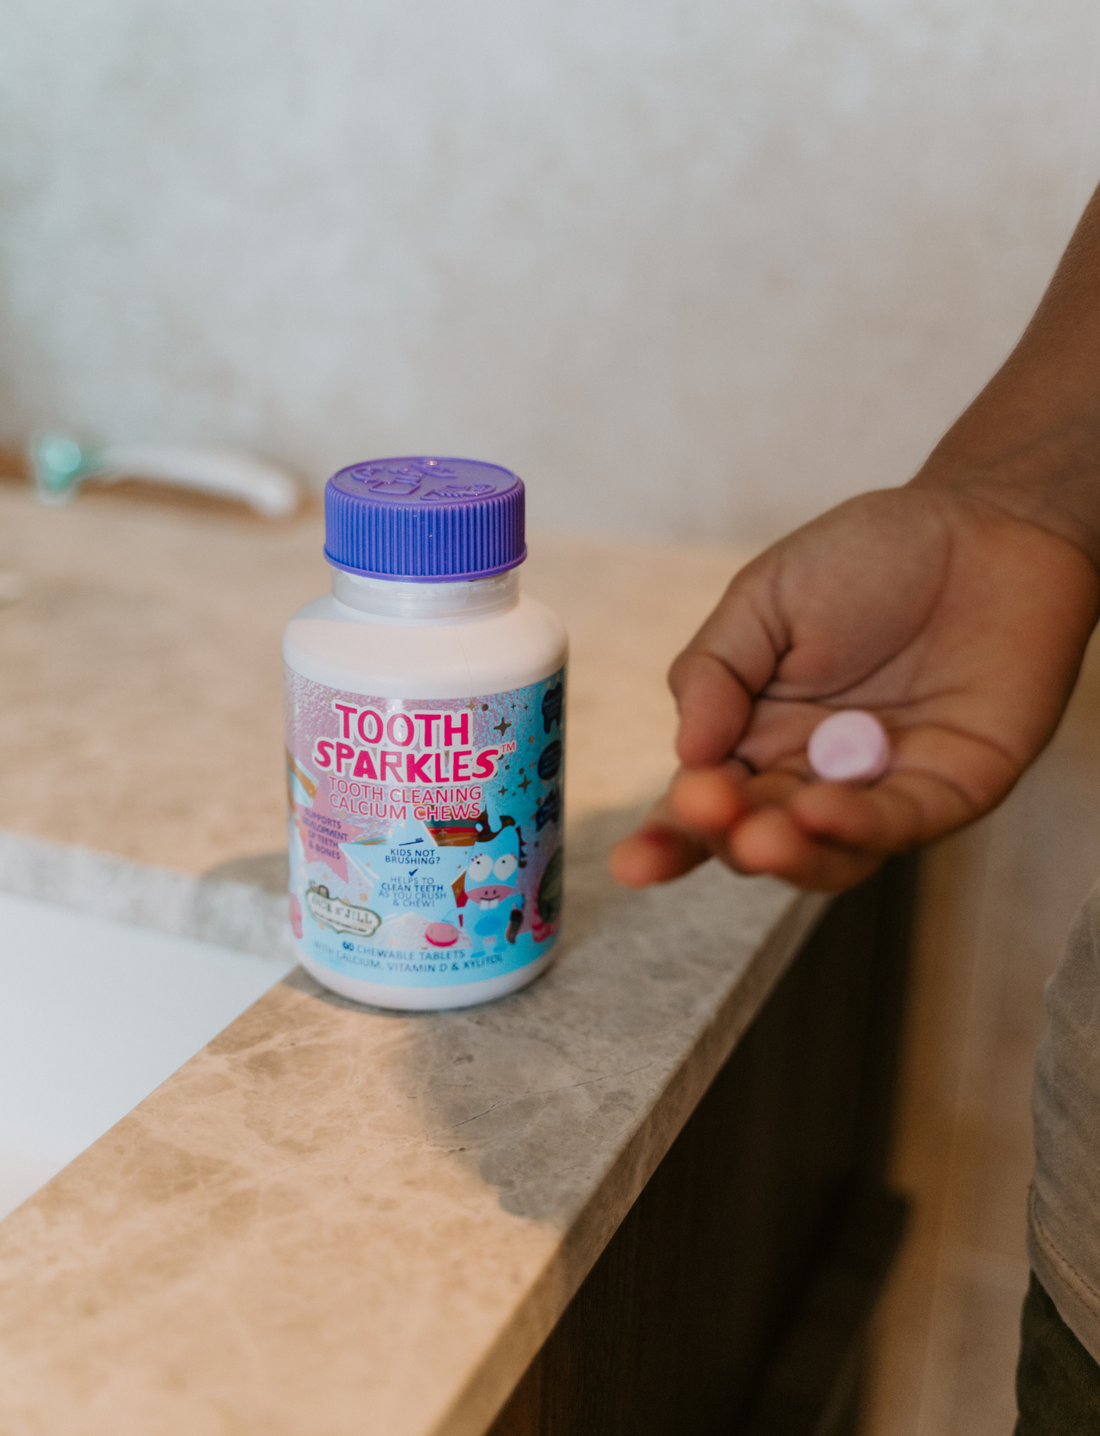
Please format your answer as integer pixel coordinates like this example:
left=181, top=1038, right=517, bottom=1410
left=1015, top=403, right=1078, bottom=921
left=284, top=666, right=565, bottom=987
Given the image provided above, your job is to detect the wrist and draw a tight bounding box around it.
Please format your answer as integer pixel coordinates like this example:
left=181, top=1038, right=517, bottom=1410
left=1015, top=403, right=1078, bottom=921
left=910, top=413, right=1100, bottom=572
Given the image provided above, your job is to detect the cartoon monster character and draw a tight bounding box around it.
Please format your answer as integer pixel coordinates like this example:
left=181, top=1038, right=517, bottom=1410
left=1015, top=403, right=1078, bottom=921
left=450, top=811, right=526, bottom=947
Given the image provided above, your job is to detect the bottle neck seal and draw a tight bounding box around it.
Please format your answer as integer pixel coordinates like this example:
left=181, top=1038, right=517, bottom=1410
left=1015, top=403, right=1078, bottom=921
left=330, top=567, right=520, bottom=623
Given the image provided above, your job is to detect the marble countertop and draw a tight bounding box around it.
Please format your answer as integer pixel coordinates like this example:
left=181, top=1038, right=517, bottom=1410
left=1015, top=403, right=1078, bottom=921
left=0, top=483, right=823, bottom=1435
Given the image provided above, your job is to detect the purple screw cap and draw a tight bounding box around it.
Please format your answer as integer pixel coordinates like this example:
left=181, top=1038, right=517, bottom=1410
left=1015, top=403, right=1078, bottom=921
left=324, top=456, right=527, bottom=582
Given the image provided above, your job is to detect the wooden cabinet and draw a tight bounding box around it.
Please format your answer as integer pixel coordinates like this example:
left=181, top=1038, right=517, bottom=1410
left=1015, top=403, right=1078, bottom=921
left=489, top=855, right=917, bottom=1436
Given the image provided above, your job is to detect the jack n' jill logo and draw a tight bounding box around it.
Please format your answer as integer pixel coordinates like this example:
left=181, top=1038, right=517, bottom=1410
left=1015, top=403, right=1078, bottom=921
left=306, top=883, right=381, bottom=938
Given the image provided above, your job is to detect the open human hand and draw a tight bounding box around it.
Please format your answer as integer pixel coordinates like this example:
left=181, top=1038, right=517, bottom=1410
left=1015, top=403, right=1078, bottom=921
left=609, top=484, right=1100, bottom=892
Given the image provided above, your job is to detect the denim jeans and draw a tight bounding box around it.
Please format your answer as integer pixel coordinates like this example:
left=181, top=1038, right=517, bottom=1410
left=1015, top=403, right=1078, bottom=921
left=1015, top=1272, right=1100, bottom=1434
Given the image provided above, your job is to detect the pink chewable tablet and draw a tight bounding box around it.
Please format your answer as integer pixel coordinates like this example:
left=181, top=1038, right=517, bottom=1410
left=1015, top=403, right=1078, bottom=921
left=807, top=709, right=890, bottom=782
left=425, top=922, right=459, bottom=948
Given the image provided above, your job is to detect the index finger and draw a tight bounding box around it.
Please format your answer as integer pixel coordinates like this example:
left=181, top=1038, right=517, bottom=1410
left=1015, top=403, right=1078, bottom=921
left=668, top=650, right=754, bottom=767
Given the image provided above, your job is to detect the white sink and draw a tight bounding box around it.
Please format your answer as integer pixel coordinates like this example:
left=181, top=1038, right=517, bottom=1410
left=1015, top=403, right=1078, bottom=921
left=0, top=890, right=293, bottom=1219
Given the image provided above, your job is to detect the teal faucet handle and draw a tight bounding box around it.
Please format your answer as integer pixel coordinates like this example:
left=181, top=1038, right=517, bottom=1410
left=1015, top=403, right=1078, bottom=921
left=30, top=433, right=104, bottom=505
left=28, top=434, right=299, bottom=516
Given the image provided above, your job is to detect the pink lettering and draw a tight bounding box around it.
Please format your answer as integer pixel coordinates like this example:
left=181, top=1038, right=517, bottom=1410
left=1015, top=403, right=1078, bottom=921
left=443, top=712, right=469, bottom=747
left=333, top=703, right=357, bottom=739
left=473, top=748, right=499, bottom=779
left=415, top=713, right=441, bottom=747
left=452, top=749, right=472, bottom=780
left=387, top=712, right=415, bottom=747
left=314, top=740, right=334, bottom=769
left=335, top=743, right=354, bottom=774
left=406, top=752, right=433, bottom=782
left=381, top=751, right=403, bottom=781
left=353, top=749, right=378, bottom=780
left=357, top=709, right=383, bottom=743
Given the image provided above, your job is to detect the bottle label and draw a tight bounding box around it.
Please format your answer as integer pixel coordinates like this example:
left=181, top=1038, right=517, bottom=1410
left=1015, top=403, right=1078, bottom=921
left=284, top=666, right=566, bottom=989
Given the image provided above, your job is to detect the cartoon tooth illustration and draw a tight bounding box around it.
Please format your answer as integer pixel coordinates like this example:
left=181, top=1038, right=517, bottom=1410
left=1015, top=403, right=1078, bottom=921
left=449, top=811, right=526, bottom=947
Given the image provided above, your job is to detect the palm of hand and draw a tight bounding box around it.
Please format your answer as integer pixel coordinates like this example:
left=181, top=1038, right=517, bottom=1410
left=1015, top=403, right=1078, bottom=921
left=613, top=488, right=1099, bottom=891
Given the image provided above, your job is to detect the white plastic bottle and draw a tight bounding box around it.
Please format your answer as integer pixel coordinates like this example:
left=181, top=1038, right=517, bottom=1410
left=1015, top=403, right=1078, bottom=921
left=282, top=457, right=567, bottom=1010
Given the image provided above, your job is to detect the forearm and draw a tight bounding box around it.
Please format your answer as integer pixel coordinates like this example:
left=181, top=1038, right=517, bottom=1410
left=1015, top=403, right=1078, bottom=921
left=614, top=186, right=1100, bottom=894
left=913, top=184, right=1100, bottom=567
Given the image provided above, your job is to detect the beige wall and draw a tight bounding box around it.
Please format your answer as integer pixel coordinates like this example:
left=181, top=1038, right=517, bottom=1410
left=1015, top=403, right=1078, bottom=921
left=2, top=0, right=1099, bottom=543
